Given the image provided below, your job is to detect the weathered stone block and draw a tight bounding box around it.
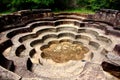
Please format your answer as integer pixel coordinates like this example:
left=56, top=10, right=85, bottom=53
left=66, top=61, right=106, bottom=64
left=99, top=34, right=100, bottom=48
left=114, top=44, right=120, bottom=56
left=0, top=66, right=21, bottom=80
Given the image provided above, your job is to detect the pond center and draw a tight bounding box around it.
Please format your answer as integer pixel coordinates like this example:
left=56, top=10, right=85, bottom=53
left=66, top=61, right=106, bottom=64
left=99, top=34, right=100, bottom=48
left=41, top=41, right=89, bottom=63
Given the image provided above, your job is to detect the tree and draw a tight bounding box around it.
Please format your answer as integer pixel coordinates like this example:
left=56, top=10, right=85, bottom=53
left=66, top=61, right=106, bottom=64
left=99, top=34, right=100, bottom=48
left=0, top=0, right=12, bottom=12
left=109, top=0, right=120, bottom=10
left=88, top=0, right=110, bottom=10
left=54, top=0, right=78, bottom=10
left=9, top=0, right=54, bottom=11
left=77, top=0, right=89, bottom=8
left=0, top=0, right=120, bottom=13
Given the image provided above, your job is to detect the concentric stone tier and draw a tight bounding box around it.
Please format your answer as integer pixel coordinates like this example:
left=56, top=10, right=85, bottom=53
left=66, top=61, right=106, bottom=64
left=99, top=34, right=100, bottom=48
left=0, top=9, right=120, bottom=80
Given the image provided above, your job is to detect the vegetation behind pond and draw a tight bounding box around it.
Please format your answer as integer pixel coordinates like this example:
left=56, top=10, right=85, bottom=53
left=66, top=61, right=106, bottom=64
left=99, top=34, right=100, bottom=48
left=0, top=0, right=120, bottom=14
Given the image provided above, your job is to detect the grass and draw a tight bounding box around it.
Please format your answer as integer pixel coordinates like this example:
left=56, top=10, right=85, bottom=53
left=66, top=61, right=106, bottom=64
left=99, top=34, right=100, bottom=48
left=0, top=10, right=14, bottom=15
left=0, top=9, right=95, bottom=15
left=54, top=9, right=95, bottom=14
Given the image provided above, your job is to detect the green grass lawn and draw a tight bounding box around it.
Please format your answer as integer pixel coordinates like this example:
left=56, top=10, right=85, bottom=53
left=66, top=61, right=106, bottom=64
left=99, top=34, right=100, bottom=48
left=54, top=9, right=95, bottom=14
left=0, top=9, right=95, bottom=16
left=0, top=10, right=13, bottom=15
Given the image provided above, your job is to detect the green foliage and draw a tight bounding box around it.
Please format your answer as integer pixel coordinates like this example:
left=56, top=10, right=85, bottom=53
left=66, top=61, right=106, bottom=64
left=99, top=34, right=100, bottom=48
left=109, top=0, right=120, bottom=10
left=33, top=0, right=54, bottom=6
left=88, top=0, right=110, bottom=10
left=0, top=0, right=12, bottom=12
left=54, top=9, right=94, bottom=14
left=76, top=0, right=111, bottom=10
left=77, top=0, right=89, bottom=8
left=8, top=0, right=54, bottom=11
left=0, top=0, right=120, bottom=13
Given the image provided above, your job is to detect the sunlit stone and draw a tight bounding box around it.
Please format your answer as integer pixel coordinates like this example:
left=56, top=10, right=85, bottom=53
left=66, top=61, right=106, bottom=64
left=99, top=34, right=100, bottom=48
left=42, top=41, right=89, bottom=63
